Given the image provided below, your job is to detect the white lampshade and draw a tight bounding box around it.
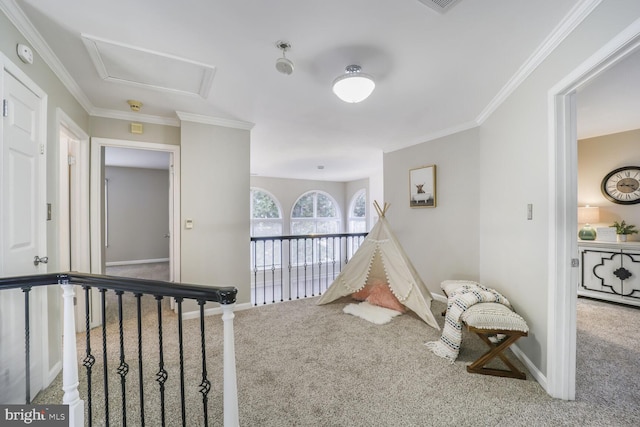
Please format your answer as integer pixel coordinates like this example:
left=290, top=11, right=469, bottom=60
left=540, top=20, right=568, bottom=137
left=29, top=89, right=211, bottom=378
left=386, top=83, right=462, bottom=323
left=578, top=206, right=600, bottom=224
left=332, top=65, right=375, bottom=103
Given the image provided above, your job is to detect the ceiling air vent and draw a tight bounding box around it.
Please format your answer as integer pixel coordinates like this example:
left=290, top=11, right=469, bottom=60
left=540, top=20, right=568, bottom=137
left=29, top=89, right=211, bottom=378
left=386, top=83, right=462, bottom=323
left=417, top=0, right=461, bottom=13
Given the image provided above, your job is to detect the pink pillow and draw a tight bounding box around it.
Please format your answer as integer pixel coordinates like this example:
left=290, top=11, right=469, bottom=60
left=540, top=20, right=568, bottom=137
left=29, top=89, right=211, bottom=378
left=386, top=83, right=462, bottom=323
left=351, top=284, right=374, bottom=301
left=366, top=284, right=406, bottom=313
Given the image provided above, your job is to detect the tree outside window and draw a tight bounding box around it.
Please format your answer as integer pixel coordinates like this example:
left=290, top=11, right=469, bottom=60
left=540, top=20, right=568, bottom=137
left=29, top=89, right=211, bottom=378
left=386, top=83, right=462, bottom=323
left=291, top=191, right=341, bottom=265
left=250, top=188, right=282, bottom=268
left=348, top=189, right=367, bottom=233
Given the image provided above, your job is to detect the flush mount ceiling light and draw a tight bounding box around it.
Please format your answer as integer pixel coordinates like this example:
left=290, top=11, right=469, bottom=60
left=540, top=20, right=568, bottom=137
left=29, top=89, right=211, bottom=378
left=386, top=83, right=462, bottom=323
left=332, top=65, right=375, bottom=103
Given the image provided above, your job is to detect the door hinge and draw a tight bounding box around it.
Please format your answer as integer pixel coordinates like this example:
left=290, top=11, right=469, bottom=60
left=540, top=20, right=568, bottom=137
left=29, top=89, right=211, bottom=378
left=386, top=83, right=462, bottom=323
left=571, top=258, right=579, bottom=267
left=40, top=144, right=44, bottom=155
left=68, top=155, right=76, bottom=165
left=2, top=99, right=7, bottom=117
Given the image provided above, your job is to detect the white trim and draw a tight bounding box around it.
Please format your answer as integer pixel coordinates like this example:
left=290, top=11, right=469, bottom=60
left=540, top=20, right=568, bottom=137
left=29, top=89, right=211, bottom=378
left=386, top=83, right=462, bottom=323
left=182, top=302, right=253, bottom=321
left=106, top=258, right=170, bottom=267
left=510, top=344, right=547, bottom=389
left=386, top=120, right=479, bottom=153
left=81, top=33, right=216, bottom=99
left=176, top=111, right=254, bottom=130
left=547, top=17, right=640, bottom=400
left=0, top=0, right=93, bottom=112
left=91, top=107, right=180, bottom=127
left=47, top=360, right=62, bottom=387
left=1, top=51, right=50, bottom=398
left=90, top=138, right=181, bottom=283
left=476, top=0, right=602, bottom=125
left=57, top=109, right=90, bottom=273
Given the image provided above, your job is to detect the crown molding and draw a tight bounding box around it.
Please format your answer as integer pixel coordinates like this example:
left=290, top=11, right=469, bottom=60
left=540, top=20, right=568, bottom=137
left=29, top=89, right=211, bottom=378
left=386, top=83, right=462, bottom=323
left=91, top=107, right=180, bottom=127
left=176, top=111, right=254, bottom=130
left=385, top=120, right=480, bottom=153
left=0, top=0, right=94, bottom=113
left=476, top=0, right=603, bottom=125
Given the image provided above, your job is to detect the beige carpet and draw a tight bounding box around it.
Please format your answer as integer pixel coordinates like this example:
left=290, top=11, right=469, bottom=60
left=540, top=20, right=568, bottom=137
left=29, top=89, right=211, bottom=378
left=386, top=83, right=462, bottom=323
left=35, top=295, right=640, bottom=426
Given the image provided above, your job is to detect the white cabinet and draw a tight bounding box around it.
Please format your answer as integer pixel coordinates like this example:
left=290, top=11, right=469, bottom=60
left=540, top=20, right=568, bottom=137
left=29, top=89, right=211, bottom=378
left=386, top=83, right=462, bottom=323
left=578, top=241, right=640, bottom=307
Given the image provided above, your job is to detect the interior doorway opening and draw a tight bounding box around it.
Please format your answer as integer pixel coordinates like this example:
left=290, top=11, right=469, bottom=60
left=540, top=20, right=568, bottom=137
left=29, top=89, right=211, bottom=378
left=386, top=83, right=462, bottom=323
left=90, top=138, right=181, bottom=284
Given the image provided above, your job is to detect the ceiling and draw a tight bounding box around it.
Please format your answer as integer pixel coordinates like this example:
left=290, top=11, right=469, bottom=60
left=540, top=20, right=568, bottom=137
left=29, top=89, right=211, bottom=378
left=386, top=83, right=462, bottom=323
left=6, top=0, right=637, bottom=180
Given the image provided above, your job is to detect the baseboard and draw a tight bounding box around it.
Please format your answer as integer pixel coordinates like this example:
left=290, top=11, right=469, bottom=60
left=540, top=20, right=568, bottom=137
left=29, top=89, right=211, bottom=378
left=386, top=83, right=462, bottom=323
left=432, top=291, right=546, bottom=388
left=182, top=302, right=253, bottom=320
left=509, top=342, right=547, bottom=389
left=106, top=258, right=169, bottom=267
left=47, top=360, right=62, bottom=388
left=432, top=292, right=447, bottom=303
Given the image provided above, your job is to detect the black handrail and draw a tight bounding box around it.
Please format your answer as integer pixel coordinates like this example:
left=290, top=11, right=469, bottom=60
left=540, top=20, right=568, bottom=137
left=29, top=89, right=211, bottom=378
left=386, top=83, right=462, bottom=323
left=0, top=272, right=237, bottom=304
left=251, top=232, right=368, bottom=242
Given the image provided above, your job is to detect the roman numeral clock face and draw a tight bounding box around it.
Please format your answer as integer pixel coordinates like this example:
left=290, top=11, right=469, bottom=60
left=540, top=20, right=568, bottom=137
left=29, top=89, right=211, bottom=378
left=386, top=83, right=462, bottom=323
left=601, top=166, right=640, bottom=205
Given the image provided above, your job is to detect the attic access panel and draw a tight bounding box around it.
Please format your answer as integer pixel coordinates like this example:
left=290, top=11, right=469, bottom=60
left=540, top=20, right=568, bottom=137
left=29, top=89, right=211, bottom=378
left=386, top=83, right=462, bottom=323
left=82, top=34, right=216, bottom=98
left=417, top=0, right=462, bottom=13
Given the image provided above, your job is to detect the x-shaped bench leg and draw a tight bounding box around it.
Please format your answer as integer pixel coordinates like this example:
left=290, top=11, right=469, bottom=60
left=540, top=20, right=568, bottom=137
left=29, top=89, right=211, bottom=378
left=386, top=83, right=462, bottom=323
left=466, top=328, right=527, bottom=380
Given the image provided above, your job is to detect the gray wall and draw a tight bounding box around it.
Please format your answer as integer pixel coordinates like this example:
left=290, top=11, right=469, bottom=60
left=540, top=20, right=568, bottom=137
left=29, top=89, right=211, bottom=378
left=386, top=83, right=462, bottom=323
left=384, top=127, right=481, bottom=292
left=105, top=166, right=170, bottom=263
left=578, top=129, right=640, bottom=240
left=383, top=0, right=640, bottom=379
left=90, top=116, right=180, bottom=145
left=180, top=120, right=251, bottom=303
left=476, top=0, right=640, bottom=373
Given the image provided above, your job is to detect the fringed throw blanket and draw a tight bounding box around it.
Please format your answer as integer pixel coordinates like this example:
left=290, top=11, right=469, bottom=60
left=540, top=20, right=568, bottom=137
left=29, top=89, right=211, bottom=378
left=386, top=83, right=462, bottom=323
left=425, top=281, right=510, bottom=363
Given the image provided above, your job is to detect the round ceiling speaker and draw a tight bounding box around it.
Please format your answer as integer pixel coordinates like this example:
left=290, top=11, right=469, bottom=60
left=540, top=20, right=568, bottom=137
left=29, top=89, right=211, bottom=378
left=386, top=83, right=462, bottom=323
left=276, top=57, right=294, bottom=75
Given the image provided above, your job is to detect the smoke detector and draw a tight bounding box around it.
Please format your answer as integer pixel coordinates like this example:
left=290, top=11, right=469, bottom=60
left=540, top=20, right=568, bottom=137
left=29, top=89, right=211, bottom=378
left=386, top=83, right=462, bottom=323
left=275, top=41, right=294, bottom=75
left=127, top=99, right=143, bottom=112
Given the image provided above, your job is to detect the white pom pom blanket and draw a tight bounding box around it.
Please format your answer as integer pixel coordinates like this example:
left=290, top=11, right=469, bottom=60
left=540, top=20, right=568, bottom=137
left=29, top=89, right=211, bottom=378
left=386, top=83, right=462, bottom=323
left=425, top=281, right=510, bottom=363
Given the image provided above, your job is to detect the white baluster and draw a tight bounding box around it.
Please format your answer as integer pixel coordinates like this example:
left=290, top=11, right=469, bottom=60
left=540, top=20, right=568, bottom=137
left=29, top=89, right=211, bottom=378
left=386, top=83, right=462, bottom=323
left=221, top=303, right=239, bottom=427
left=61, top=283, right=84, bottom=427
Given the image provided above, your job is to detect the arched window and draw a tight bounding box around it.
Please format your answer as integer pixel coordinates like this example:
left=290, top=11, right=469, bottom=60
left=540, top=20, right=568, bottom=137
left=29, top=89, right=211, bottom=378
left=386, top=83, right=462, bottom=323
left=250, top=188, right=283, bottom=237
left=291, top=191, right=341, bottom=266
left=348, top=189, right=367, bottom=233
left=291, top=191, right=340, bottom=234
left=250, top=188, right=282, bottom=269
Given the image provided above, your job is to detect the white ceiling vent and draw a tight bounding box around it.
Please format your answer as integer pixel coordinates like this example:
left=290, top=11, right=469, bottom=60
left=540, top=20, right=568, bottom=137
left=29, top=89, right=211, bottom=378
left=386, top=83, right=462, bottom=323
left=417, top=0, right=461, bottom=13
left=81, top=34, right=216, bottom=98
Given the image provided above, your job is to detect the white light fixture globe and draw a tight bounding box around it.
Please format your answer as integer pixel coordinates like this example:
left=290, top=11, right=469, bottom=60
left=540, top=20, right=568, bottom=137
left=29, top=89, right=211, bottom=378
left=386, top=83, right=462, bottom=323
left=332, top=65, right=375, bottom=103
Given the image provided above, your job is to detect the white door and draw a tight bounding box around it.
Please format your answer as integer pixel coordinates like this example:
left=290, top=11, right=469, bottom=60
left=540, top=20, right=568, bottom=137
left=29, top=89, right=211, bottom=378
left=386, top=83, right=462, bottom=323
left=0, top=67, right=47, bottom=403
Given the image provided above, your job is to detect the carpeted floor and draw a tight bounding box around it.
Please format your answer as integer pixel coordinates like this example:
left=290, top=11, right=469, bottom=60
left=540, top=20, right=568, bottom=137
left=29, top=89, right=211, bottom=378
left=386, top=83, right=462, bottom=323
left=34, top=268, right=640, bottom=426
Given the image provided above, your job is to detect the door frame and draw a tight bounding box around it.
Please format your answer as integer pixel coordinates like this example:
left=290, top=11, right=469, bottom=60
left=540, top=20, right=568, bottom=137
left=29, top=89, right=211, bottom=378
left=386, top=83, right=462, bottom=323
left=0, top=52, right=50, bottom=397
left=90, top=137, right=181, bottom=282
left=547, top=18, right=640, bottom=400
left=57, top=108, right=90, bottom=273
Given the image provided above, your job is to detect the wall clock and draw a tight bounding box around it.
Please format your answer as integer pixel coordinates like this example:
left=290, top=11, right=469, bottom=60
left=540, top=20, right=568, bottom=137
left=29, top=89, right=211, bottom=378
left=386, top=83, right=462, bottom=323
left=601, top=166, right=640, bottom=205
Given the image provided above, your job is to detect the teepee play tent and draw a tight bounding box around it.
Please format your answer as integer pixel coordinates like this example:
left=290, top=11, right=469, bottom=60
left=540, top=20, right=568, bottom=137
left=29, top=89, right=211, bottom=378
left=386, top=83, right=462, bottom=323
left=318, top=202, right=440, bottom=330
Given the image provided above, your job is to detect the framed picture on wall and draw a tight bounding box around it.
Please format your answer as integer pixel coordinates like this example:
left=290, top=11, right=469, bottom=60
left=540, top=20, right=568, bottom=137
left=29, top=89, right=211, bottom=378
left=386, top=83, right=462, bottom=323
left=409, top=164, right=436, bottom=208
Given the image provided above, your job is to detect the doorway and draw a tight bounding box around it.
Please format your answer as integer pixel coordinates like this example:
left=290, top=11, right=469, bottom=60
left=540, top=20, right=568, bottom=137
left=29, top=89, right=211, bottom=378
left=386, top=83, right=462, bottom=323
left=90, top=138, right=181, bottom=283
left=548, top=20, right=640, bottom=400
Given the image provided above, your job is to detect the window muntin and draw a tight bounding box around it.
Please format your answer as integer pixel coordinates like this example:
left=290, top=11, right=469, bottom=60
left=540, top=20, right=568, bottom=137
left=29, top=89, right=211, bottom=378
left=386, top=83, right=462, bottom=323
left=348, top=189, right=367, bottom=233
left=291, top=191, right=340, bottom=235
left=291, top=191, right=341, bottom=265
left=250, top=188, right=282, bottom=268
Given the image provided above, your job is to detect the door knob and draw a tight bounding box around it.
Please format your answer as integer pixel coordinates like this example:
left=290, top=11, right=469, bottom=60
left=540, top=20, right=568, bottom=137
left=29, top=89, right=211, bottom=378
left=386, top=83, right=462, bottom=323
left=33, top=256, right=48, bottom=266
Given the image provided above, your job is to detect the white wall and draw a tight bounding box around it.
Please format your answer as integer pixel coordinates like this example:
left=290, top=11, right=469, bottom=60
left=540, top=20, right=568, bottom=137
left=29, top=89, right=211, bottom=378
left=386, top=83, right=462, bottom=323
left=578, top=129, right=640, bottom=241
left=477, top=0, right=640, bottom=373
left=384, top=127, right=481, bottom=293
left=180, top=120, right=251, bottom=303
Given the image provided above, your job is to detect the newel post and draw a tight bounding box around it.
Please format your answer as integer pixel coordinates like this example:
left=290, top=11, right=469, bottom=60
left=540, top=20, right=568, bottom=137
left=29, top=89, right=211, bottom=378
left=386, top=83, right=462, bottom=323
left=60, top=278, right=84, bottom=427
left=221, top=303, right=239, bottom=427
